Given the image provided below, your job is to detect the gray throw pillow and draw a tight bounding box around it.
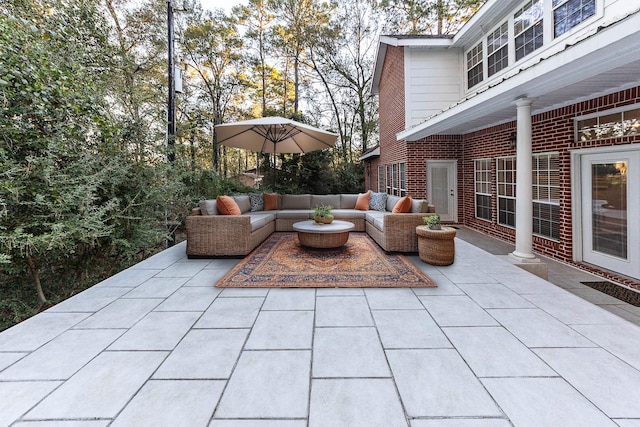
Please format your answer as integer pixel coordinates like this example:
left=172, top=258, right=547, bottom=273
left=249, top=193, right=264, bottom=212
left=369, top=192, right=388, bottom=211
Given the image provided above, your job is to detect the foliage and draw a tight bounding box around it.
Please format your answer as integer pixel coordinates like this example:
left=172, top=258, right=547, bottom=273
left=0, top=0, right=481, bottom=330
left=423, top=214, right=441, bottom=229
left=312, top=204, right=333, bottom=220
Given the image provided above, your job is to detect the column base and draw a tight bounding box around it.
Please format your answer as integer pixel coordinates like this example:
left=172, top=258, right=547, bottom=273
left=505, top=253, right=548, bottom=280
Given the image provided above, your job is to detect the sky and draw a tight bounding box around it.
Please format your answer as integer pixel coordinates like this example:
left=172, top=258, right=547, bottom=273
left=199, top=0, right=245, bottom=13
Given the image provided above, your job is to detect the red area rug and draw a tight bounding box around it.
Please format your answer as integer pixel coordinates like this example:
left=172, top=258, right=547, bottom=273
left=216, top=232, right=436, bottom=288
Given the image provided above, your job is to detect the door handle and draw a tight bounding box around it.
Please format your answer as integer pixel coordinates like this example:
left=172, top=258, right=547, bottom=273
left=450, top=189, right=454, bottom=196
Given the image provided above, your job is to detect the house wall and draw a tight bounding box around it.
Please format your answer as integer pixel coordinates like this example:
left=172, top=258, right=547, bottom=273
left=455, top=86, right=639, bottom=286
left=405, top=48, right=462, bottom=128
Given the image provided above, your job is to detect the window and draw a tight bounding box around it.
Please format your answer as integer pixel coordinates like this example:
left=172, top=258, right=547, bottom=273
left=466, top=42, right=483, bottom=89
left=474, top=159, right=492, bottom=221
left=497, top=157, right=517, bottom=227
left=487, top=22, right=509, bottom=77
left=533, top=153, right=560, bottom=240
left=399, top=163, right=407, bottom=196
left=576, top=106, right=640, bottom=141
left=514, top=0, right=544, bottom=61
left=386, top=165, right=392, bottom=194
left=553, top=0, right=595, bottom=37
left=377, top=165, right=385, bottom=193
left=392, top=163, right=399, bottom=195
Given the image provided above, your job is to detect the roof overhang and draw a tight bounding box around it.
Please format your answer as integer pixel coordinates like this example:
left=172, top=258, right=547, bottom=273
left=359, top=145, right=380, bottom=161
left=399, top=10, right=640, bottom=141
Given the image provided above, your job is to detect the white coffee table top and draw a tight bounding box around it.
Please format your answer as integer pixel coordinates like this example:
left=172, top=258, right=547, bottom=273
left=292, top=220, right=355, bottom=234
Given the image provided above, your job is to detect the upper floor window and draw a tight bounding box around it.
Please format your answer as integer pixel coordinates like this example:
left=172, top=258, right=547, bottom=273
left=466, top=42, right=483, bottom=89
left=514, top=0, right=544, bottom=61
left=487, top=22, right=509, bottom=77
left=553, top=0, right=596, bottom=37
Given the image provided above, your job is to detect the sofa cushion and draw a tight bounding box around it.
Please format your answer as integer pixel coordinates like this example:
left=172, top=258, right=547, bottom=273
left=365, top=211, right=386, bottom=230
left=248, top=213, right=275, bottom=232
left=411, top=199, right=429, bottom=213
left=282, top=194, right=311, bottom=209
left=263, top=193, right=280, bottom=210
left=199, top=199, right=218, bottom=216
left=340, top=194, right=358, bottom=209
left=392, top=196, right=412, bottom=213
left=277, top=210, right=313, bottom=219
left=217, top=196, right=241, bottom=215
left=249, top=193, right=264, bottom=212
left=233, top=195, right=251, bottom=213
left=311, top=194, right=340, bottom=209
left=369, top=192, right=388, bottom=211
left=386, top=195, right=401, bottom=212
left=355, top=191, right=371, bottom=210
left=330, top=209, right=366, bottom=219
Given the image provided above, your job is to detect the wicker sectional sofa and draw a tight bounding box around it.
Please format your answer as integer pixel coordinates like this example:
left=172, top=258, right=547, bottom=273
left=186, top=193, right=435, bottom=257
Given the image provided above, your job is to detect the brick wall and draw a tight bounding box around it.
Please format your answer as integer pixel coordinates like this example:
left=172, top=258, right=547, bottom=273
left=459, top=87, right=640, bottom=264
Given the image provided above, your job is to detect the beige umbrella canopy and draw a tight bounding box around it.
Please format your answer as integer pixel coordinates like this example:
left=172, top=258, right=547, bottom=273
left=215, top=117, right=338, bottom=188
left=215, top=116, right=338, bottom=154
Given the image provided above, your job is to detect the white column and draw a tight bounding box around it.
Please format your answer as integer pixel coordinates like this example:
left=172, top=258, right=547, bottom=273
left=511, top=98, right=538, bottom=262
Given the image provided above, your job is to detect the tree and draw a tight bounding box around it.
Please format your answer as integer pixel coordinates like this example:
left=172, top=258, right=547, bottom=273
left=379, top=0, right=485, bottom=34
left=103, top=0, right=167, bottom=162
left=181, top=9, right=245, bottom=171
left=268, top=0, right=332, bottom=114
left=307, top=0, right=380, bottom=163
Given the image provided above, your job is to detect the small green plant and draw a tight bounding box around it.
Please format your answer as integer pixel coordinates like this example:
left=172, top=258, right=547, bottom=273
left=423, top=214, right=441, bottom=229
left=313, top=205, right=333, bottom=219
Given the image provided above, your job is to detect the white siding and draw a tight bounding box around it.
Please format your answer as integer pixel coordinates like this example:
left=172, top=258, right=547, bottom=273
left=405, top=48, right=463, bottom=128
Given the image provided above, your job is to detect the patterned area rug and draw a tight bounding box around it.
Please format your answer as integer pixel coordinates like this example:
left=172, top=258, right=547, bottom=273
left=216, top=232, right=436, bottom=288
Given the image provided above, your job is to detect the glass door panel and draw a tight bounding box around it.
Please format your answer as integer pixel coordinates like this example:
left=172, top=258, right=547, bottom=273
left=581, top=151, right=638, bottom=279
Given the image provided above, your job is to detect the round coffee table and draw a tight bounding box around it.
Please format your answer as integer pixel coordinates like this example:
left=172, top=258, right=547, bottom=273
left=292, top=220, right=355, bottom=248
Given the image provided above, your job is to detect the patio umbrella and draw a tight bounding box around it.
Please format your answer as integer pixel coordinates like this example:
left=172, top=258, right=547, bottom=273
left=215, top=116, right=338, bottom=187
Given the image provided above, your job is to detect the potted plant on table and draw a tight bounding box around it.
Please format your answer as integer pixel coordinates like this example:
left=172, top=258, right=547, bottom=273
left=313, top=205, right=334, bottom=224
left=416, top=214, right=456, bottom=265
left=423, top=214, right=442, bottom=230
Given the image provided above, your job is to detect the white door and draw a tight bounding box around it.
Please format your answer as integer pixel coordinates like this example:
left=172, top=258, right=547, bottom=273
left=581, top=151, right=639, bottom=279
left=427, top=160, right=457, bottom=222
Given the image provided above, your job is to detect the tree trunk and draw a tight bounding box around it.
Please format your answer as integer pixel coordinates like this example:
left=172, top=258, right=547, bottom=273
left=26, top=254, right=47, bottom=308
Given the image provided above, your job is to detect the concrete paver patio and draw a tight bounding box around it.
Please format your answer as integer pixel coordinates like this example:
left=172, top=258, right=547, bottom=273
left=1, top=230, right=640, bottom=426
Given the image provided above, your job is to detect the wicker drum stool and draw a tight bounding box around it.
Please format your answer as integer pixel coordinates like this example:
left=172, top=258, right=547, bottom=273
left=416, top=225, right=456, bottom=265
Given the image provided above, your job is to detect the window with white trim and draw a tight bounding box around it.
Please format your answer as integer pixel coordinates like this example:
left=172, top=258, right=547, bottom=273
left=576, top=106, right=640, bottom=141
left=497, top=156, right=516, bottom=227
left=474, top=159, right=492, bottom=221
left=514, top=0, right=544, bottom=61
left=487, top=22, right=509, bottom=77
left=533, top=153, right=560, bottom=240
left=553, top=0, right=595, bottom=38
left=392, top=163, right=399, bottom=195
left=399, top=162, right=407, bottom=196
left=386, top=165, right=392, bottom=194
left=377, top=165, right=385, bottom=193
left=466, top=41, right=483, bottom=89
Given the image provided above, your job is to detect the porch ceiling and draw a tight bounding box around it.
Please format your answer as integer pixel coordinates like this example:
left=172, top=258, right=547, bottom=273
left=399, top=10, right=640, bottom=141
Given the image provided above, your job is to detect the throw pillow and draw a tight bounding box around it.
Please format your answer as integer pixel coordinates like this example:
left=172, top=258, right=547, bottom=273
left=263, top=193, right=279, bottom=210
left=355, top=191, right=371, bottom=210
left=392, top=196, right=413, bottom=213
left=216, top=195, right=241, bottom=215
left=369, top=192, right=388, bottom=212
left=249, top=193, right=264, bottom=212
